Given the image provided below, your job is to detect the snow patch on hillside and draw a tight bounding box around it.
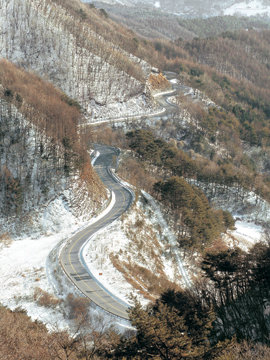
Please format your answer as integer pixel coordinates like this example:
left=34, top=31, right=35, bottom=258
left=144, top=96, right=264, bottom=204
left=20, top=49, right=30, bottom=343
left=224, top=0, right=270, bottom=16
left=189, top=179, right=268, bottom=250
left=86, top=94, right=159, bottom=122
left=227, top=220, right=263, bottom=251
left=192, top=177, right=270, bottom=226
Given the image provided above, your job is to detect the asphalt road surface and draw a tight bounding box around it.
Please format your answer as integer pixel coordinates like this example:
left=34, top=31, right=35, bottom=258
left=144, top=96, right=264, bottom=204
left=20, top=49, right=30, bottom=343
left=60, top=145, right=133, bottom=320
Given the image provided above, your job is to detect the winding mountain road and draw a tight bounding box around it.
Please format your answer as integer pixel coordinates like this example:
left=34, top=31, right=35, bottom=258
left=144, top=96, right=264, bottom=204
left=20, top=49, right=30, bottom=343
left=60, top=76, right=188, bottom=320
left=60, top=145, right=133, bottom=320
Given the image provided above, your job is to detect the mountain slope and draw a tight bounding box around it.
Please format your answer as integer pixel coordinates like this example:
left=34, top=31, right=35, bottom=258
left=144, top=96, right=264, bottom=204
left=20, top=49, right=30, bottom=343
left=183, top=30, right=270, bottom=89
left=0, top=60, right=105, bottom=236
left=93, top=2, right=196, bottom=40
left=0, top=0, right=156, bottom=120
left=177, top=16, right=270, bottom=38
left=91, top=1, right=270, bottom=42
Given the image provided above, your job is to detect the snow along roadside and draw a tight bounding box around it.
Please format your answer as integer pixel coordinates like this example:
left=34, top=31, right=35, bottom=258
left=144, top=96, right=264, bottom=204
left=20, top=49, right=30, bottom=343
left=79, top=192, right=131, bottom=309
left=79, top=168, right=135, bottom=306
left=80, top=88, right=178, bottom=126
left=153, top=89, right=176, bottom=97
left=57, top=149, right=135, bottom=311
left=87, top=106, right=166, bottom=125
left=82, top=188, right=193, bottom=306
left=141, top=191, right=192, bottom=288
left=91, top=150, right=100, bottom=166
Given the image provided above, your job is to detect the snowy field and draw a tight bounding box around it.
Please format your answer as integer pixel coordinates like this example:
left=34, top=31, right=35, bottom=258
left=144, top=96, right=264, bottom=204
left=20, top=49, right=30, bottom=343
left=0, top=222, right=81, bottom=331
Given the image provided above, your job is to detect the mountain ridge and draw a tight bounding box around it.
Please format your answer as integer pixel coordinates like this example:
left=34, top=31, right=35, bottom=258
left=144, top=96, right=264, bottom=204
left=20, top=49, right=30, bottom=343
left=88, top=0, right=270, bottom=18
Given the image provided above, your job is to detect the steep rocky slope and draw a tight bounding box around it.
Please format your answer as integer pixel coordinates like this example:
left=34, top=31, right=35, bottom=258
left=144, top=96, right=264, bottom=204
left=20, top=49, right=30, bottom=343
left=0, top=0, right=156, bottom=120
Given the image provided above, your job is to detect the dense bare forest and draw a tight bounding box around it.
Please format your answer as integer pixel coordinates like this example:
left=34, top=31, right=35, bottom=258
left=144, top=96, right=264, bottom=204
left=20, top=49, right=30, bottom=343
left=0, top=60, right=105, bottom=233
left=0, top=0, right=156, bottom=119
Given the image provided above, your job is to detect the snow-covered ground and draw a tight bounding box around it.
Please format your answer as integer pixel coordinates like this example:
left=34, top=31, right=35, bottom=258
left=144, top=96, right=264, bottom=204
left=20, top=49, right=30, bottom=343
left=200, top=184, right=268, bottom=251
left=224, top=0, right=270, bottom=16
left=84, top=220, right=143, bottom=305
left=227, top=220, right=263, bottom=251
left=0, top=188, right=113, bottom=331
left=0, top=174, right=267, bottom=331
left=0, top=218, right=84, bottom=331
left=86, top=94, right=159, bottom=123
left=169, top=78, right=179, bottom=85
left=152, top=89, right=175, bottom=98
left=0, top=137, right=268, bottom=333
left=83, top=191, right=192, bottom=306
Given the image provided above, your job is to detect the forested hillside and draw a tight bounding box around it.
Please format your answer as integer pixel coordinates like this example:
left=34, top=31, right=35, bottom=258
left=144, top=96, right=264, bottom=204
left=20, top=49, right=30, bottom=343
left=93, top=2, right=270, bottom=41
left=121, top=130, right=235, bottom=252
left=0, top=60, right=105, bottom=235
left=113, top=239, right=270, bottom=358
left=182, top=29, right=270, bottom=87
left=93, top=2, right=196, bottom=40
left=171, top=30, right=270, bottom=176
left=127, top=29, right=270, bottom=206
left=178, top=16, right=270, bottom=38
